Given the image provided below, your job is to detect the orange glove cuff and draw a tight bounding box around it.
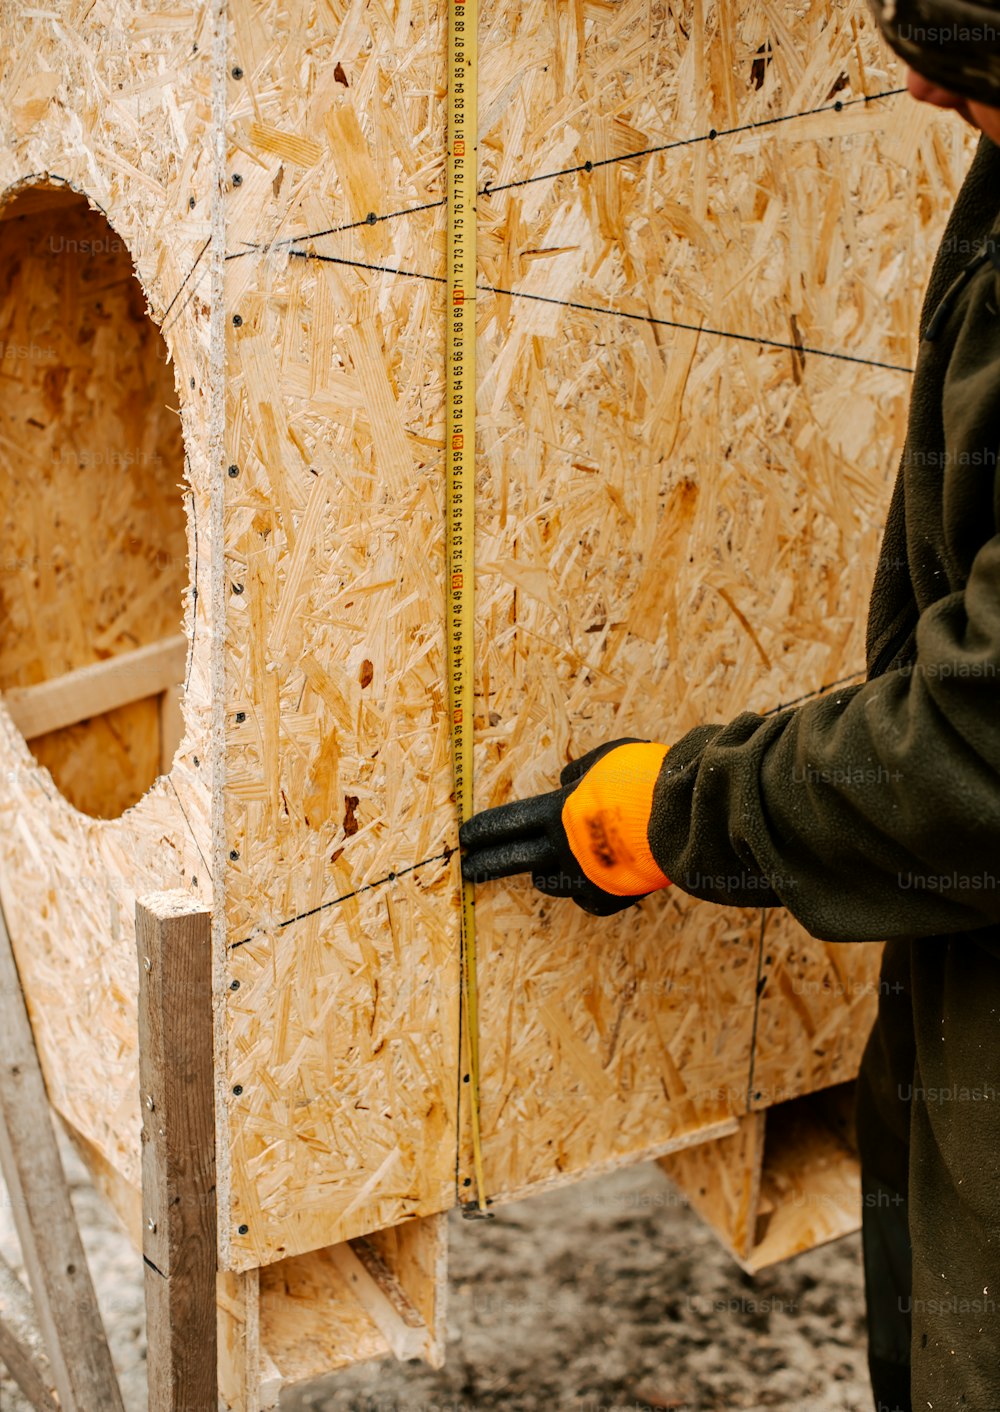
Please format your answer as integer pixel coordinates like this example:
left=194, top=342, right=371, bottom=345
left=561, top=742, right=672, bottom=897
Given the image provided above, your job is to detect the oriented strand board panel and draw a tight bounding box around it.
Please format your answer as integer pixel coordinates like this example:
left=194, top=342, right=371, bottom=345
left=658, top=1110, right=767, bottom=1265
left=0, top=0, right=221, bottom=1198
left=747, top=1085, right=863, bottom=1272
left=659, top=1082, right=862, bottom=1271
left=0, top=194, right=188, bottom=818
left=219, top=0, right=973, bottom=1272
left=748, top=915, right=884, bottom=1110
left=0, top=0, right=976, bottom=1290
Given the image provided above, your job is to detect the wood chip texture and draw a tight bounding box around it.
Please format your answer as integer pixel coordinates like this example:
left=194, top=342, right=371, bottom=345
left=0, top=0, right=976, bottom=1296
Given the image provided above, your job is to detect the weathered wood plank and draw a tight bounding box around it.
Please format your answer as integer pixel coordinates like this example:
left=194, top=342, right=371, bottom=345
left=328, top=1238, right=431, bottom=1364
left=136, top=892, right=216, bottom=1412
left=0, top=1251, right=59, bottom=1412
left=0, top=899, right=124, bottom=1412
left=3, top=634, right=187, bottom=741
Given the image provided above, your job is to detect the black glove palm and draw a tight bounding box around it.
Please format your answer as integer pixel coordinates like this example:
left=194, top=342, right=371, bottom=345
left=458, top=738, right=651, bottom=916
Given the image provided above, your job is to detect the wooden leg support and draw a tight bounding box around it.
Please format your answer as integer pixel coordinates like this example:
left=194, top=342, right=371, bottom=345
left=0, top=898, right=125, bottom=1412
left=0, top=1250, right=60, bottom=1412
left=136, top=892, right=217, bottom=1412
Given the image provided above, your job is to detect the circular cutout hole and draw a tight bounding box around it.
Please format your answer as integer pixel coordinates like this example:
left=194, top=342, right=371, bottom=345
left=0, top=184, right=188, bottom=819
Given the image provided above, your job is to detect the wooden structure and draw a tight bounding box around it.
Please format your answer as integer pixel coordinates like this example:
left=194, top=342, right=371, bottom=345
left=0, top=899, right=125, bottom=1412
left=0, top=0, right=978, bottom=1403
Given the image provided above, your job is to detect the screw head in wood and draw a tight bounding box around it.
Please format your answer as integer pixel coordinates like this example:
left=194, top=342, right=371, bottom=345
left=145, top=1094, right=155, bottom=1110
left=143, top=956, right=152, bottom=972
left=147, top=1218, right=156, bottom=1233
left=238, top=1223, right=249, bottom=1235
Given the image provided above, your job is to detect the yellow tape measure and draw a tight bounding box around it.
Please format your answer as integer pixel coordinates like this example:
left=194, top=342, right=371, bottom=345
left=446, top=0, right=489, bottom=1216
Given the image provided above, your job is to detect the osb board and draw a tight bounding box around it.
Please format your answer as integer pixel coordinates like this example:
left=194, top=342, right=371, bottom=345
left=747, top=914, right=884, bottom=1111
left=745, top=1088, right=862, bottom=1272
left=258, top=1246, right=391, bottom=1384
left=658, top=1081, right=862, bottom=1269
left=658, top=1109, right=766, bottom=1265
left=0, top=192, right=187, bottom=818
left=256, top=1211, right=446, bottom=1391
left=366, top=1211, right=448, bottom=1353
left=0, top=2, right=222, bottom=1189
left=0, top=0, right=978, bottom=1288
left=219, top=1267, right=277, bottom=1412
left=220, top=0, right=457, bottom=1272
left=218, top=0, right=976, bottom=1273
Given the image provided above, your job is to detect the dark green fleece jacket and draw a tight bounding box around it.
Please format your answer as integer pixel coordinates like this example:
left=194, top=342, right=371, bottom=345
left=649, top=133, right=1000, bottom=952
left=648, top=133, right=1000, bottom=1407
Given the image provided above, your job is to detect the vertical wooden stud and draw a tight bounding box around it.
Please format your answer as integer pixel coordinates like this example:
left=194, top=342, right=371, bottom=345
left=136, top=891, right=216, bottom=1411
left=0, top=899, right=124, bottom=1412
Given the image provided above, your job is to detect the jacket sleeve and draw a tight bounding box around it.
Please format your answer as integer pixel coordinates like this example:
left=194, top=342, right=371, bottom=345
left=648, top=525, right=1000, bottom=942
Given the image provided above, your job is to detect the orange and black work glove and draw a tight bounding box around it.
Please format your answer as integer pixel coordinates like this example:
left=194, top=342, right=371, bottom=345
left=459, top=738, right=672, bottom=916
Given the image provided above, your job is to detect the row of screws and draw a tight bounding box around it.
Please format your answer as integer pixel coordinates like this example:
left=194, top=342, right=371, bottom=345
left=141, top=945, right=253, bottom=1242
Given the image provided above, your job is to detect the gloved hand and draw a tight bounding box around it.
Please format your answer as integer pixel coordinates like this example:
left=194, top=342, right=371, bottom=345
left=459, top=738, right=672, bottom=916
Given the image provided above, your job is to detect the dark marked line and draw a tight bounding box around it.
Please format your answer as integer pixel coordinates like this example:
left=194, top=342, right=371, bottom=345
left=289, top=250, right=914, bottom=373
left=483, top=285, right=915, bottom=373
left=289, top=249, right=447, bottom=283
left=242, top=86, right=904, bottom=262
left=229, top=199, right=450, bottom=259
left=170, top=776, right=211, bottom=882
left=230, top=847, right=454, bottom=948
left=161, top=234, right=211, bottom=327
left=481, top=86, right=906, bottom=195
left=165, top=88, right=906, bottom=321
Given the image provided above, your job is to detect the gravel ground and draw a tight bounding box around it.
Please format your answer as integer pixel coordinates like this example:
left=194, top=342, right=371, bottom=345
left=0, top=1128, right=874, bottom=1412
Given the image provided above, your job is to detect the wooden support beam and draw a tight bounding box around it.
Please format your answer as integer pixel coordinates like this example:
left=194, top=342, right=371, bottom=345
left=58, top=1115, right=144, bottom=1253
left=328, top=1237, right=434, bottom=1363
left=218, top=1267, right=279, bottom=1412
left=136, top=892, right=216, bottom=1412
left=0, top=899, right=124, bottom=1412
left=2, top=634, right=187, bottom=741
left=0, top=1252, right=59, bottom=1412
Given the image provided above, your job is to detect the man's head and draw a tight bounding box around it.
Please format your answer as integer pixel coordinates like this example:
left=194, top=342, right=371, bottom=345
left=867, top=0, right=1000, bottom=136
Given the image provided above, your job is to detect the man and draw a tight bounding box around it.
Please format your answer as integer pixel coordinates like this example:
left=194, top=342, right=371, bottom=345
left=460, top=6, right=1000, bottom=1409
